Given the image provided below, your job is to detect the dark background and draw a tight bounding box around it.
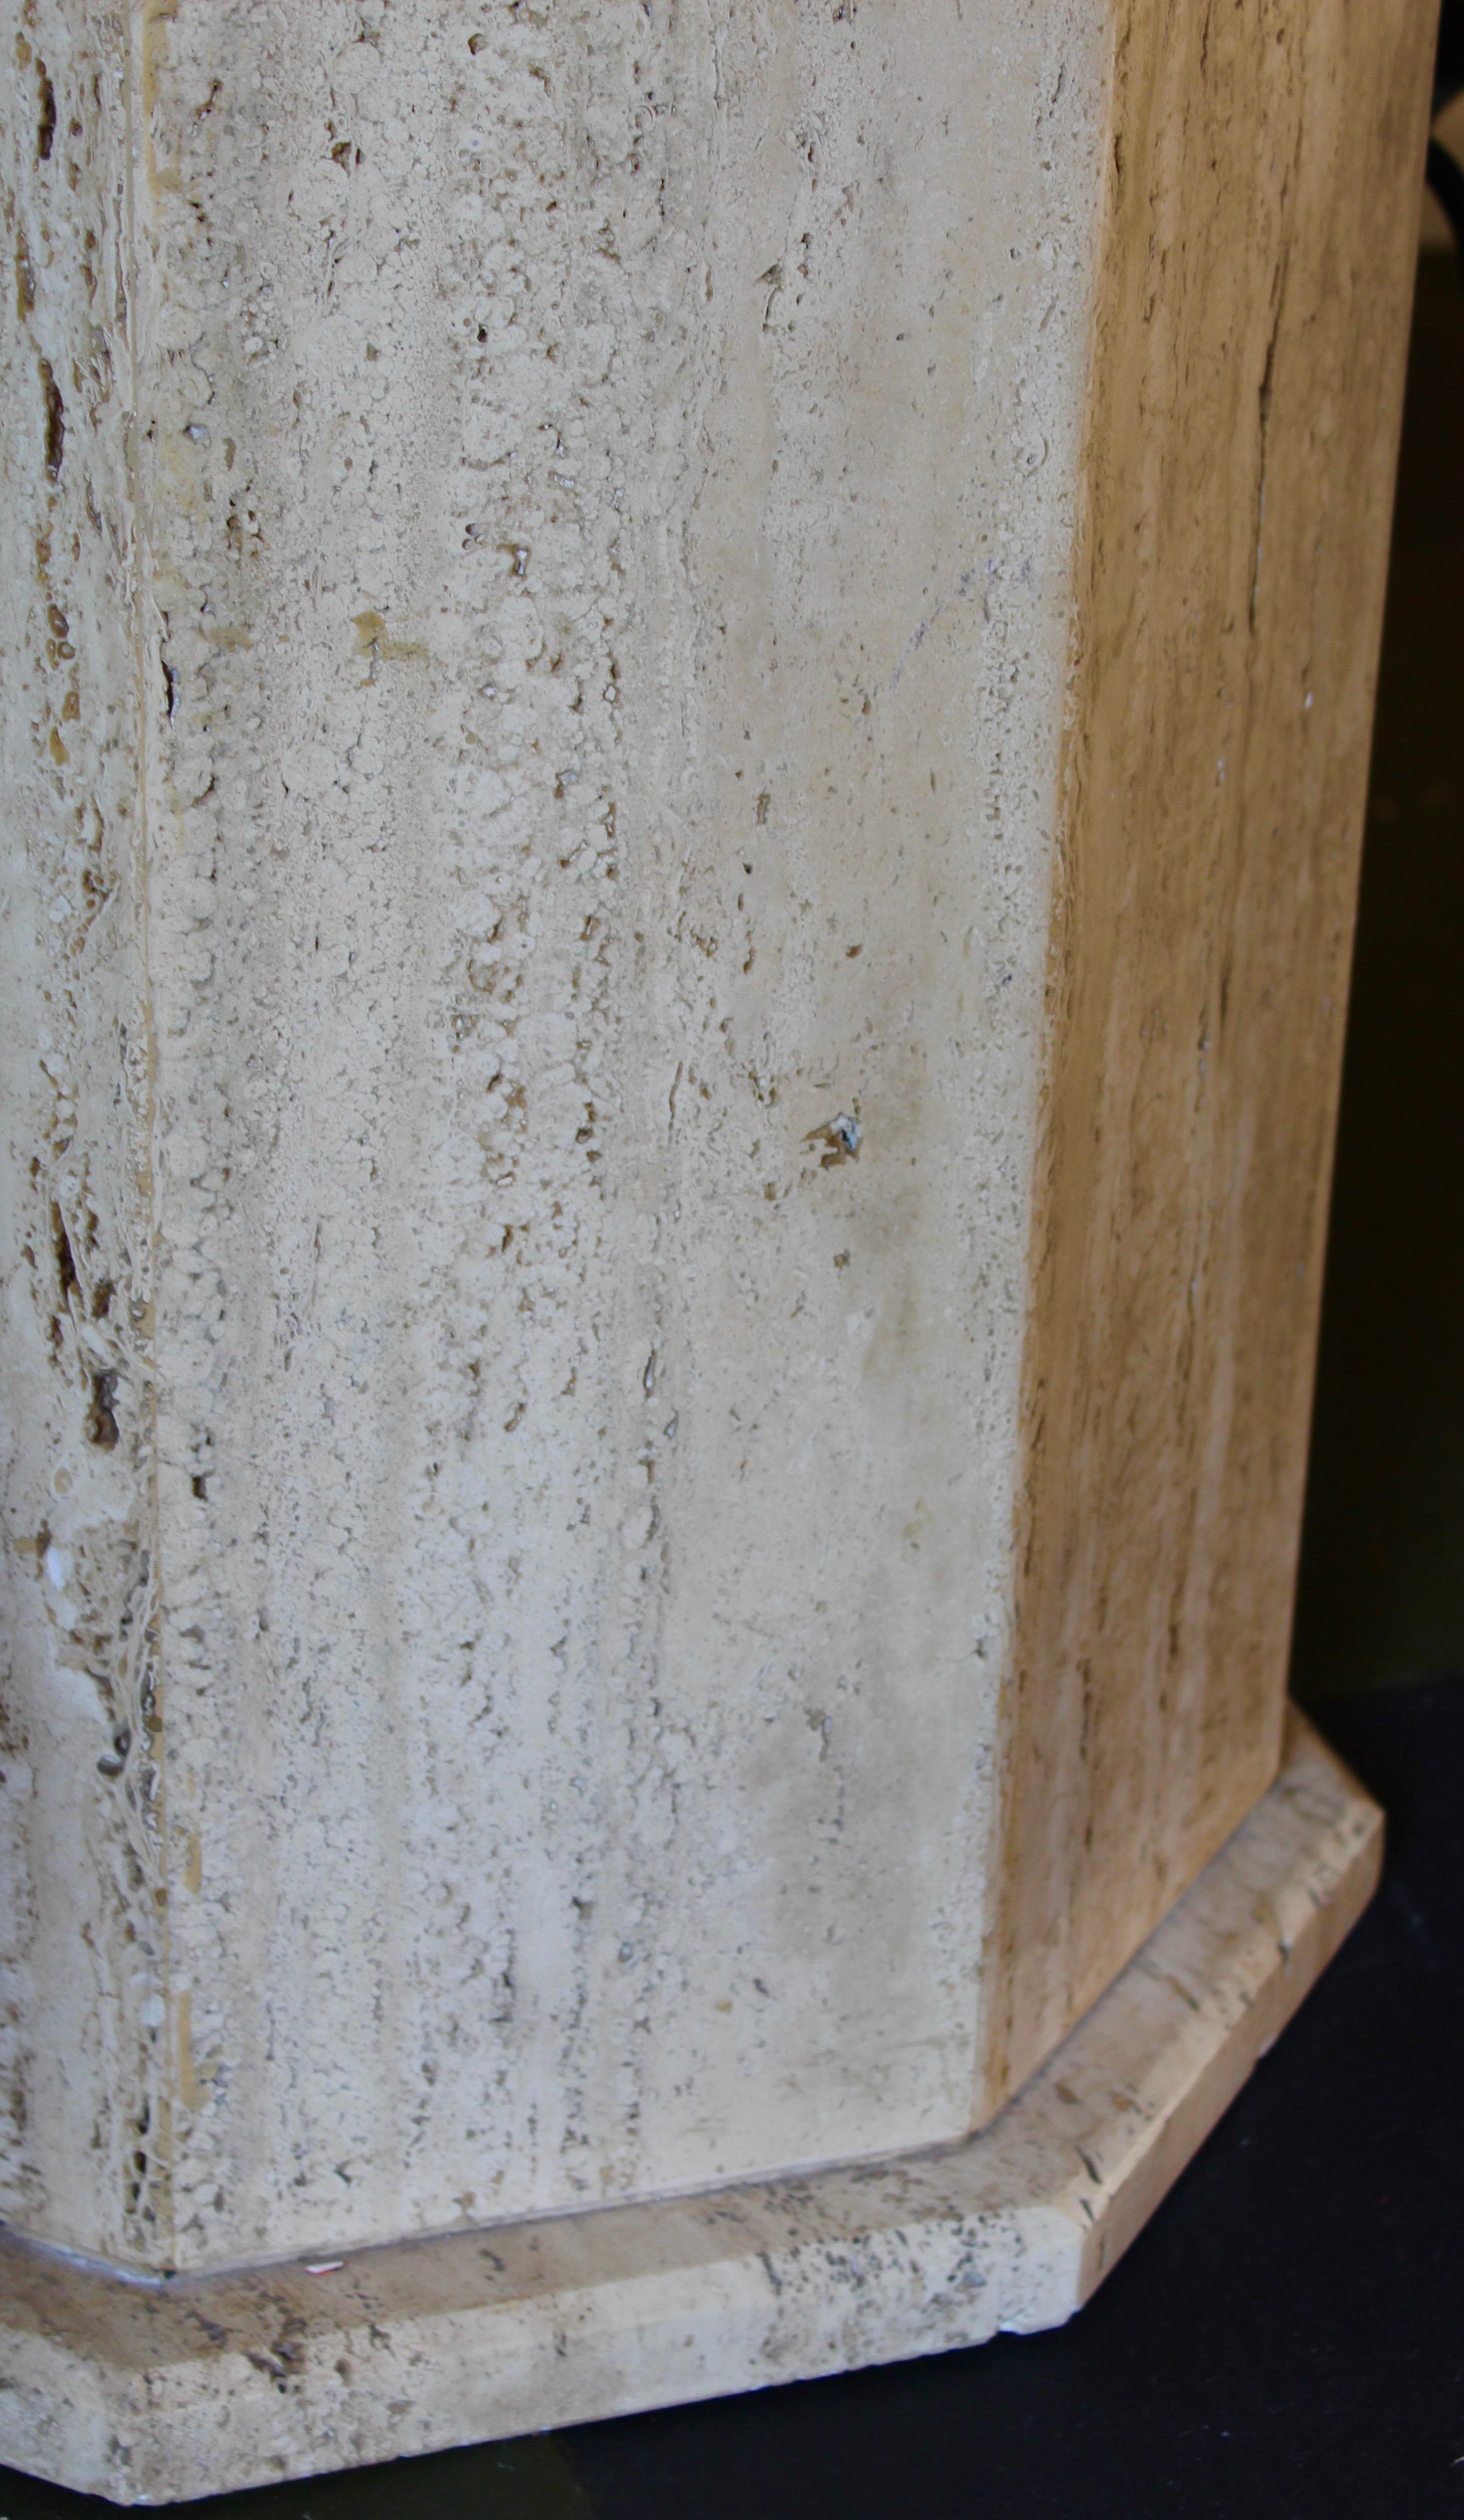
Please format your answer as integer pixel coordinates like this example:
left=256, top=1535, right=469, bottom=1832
left=4, top=221, right=1462, bottom=2520
left=1290, top=251, right=1464, bottom=1703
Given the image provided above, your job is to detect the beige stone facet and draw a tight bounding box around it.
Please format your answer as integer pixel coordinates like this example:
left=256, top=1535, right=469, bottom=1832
left=984, top=0, right=1438, bottom=2112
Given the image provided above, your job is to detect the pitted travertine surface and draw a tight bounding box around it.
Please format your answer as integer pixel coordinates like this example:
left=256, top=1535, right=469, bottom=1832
left=2, top=2, right=1109, bottom=2271
left=0, top=1, right=167, bottom=2267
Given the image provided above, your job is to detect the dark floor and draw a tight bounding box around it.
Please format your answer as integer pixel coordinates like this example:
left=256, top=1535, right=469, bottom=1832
left=6, top=251, right=1463, bottom=2520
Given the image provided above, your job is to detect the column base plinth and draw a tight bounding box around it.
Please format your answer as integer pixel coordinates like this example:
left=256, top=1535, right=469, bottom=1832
left=0, top=1710, right=1378, bottom=2507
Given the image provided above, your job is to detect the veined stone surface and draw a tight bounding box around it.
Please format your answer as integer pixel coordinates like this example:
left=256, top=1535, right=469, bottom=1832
left=0, top=0, right=1432, bottom=2310
left=1, top=0, right=1114, bottom=2276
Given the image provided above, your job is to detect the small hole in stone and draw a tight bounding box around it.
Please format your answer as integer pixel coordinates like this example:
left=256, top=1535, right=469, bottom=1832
left=87, top=1370, right=119, bottom=1449
left=52, top=1204, right=77, bottom=1303
left=39, top=357, right=64, bottom=480
left=36, top=62, right=56, bottom=162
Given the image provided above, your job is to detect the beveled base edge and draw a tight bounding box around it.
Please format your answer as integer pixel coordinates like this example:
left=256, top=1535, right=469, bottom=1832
left=0, top=1708, right=1380, bottom=2506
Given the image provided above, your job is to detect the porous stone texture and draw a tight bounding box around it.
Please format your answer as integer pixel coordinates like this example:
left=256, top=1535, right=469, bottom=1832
left=0, top=0, right=1431, bottom=2342
left=0, top=0, right=162, bottom=2264
left=0, top=1712, right=1383, bottom=2505
left=3, top=0, right=1114, bottom=2275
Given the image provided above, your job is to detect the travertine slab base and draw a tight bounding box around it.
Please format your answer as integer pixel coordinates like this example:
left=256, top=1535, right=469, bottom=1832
left=0, top=1710, right=1379, bottom=2507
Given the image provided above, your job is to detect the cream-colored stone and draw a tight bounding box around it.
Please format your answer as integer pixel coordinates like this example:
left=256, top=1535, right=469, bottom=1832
left=4, top=0, right=1120, bottom=2274
left=0, top=1711, right=1382, bottom=2506
left=0, top=0, right=1429, bottom=2464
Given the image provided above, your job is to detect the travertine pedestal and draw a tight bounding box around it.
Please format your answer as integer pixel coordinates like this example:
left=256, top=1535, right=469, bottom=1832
left=0, top=0, right=1434, bottom=2502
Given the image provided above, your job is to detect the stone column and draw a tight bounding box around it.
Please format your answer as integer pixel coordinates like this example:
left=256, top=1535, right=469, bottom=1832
left=0, top=0, right=1433, bottom=2499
